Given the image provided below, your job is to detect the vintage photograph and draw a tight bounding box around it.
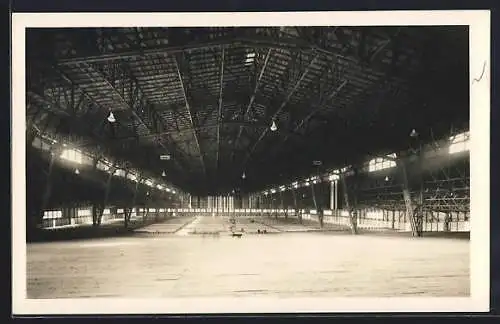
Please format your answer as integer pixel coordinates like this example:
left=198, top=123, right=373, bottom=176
left=12, top=11, right=490, bottom=314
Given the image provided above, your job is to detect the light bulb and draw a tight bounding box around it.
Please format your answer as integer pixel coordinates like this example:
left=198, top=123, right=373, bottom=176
left=385, top=176, right=389, bottom=181
left=162, top=171, right=166, bottom=177
left=270, top=120, right=278, bottom=132
left=410, top=128, right=418, bottom=138
left=107, top=111, right=116, bottom=123
left=242, top=172, right=246, bottom=179
left=75, top=168, right=80, bottom=175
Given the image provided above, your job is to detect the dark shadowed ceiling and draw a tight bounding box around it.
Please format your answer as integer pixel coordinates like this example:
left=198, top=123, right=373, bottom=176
left=26, top=26, right=469, bottom=195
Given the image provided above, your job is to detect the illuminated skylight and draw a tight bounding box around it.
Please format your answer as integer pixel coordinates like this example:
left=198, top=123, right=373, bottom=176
left=245, top=52, right=256, bottom=65
left=368, top=154, right=396, bottom=172
left=96, top=159, right=111, bottom=171
left=113, top=169, right=126, bottom=177
left=60, top=149, right=84, bottom=164
left=449, top=131, right=470, bottom=154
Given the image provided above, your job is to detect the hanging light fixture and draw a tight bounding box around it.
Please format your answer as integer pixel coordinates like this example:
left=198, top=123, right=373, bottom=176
left=107, top=111, right=116, bottom=123
left=242, top=172, right=246, bottom=179
left=75, top=168, right=80, bottom=175
left=410, top=128, right=418, bottom=138
left=270, top=120, right=278, bottom=132
left=384, top=176, right=389, bottom=182
left=162, top=170, right=166, bottom=177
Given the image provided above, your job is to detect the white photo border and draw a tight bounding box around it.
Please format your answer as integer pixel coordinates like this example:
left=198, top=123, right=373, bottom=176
left=12, top=10, right=491, bottom=314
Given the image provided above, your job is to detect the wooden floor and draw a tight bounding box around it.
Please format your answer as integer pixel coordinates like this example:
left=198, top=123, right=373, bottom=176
left=27, top=216, right=470, bottom=298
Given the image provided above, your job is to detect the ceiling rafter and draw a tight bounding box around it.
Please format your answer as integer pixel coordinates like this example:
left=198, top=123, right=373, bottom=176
left=216, top=46, right=225, bottom=173
left=173, top=53, right=207, bottom=177
left=71, top=61, right=187, bottom=175
left=231, top=48, right=273, bottom=162
left=98, top=30, right=193, bottom=174
left=241, top=54, right=320, bottom=170
left=56, top=33, right=410, bottom=83
left=27, top=27, right=468, bottom=194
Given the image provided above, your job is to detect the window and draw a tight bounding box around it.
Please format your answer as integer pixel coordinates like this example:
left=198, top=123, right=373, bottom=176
left=368, top=154, right=396, bottom=172
left=245, top=52, right=255, bottom=65
left=329, top=174, right=339, bottom=181
left=60, top=149, right=83, bottom=164
left=127, top=172, right=137, bottom=181
left=43, top=210, right=62, bottom=219
left=77, top=209, right=91, bottom=217
left=96, top=160, right=111, bottom=171
left=113, top=169, right=126, bottom=177
left=32, top=137, right=43, bottom=150
left=449, top=131, right=470, bottom=154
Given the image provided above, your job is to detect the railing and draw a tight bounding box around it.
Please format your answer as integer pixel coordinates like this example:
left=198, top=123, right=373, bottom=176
left=40, top=207, right=470, bottom=233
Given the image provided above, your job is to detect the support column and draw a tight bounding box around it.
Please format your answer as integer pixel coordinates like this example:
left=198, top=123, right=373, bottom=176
left=330, top=181, right=335, bottom=210
left=92, top=203, right=104, bottom=227
left=291, top=188, right=301, bottom=224
left=398, top=158, right=423, bottom=237
left=310, top=182, right=323, bottom=228
left=279, top=190, right=287, bottom=219
left=39, top=153, right=56, bottom=227
left=340, top=173, right=357, bottom=235
left=97, top=164, right=117, bottom=226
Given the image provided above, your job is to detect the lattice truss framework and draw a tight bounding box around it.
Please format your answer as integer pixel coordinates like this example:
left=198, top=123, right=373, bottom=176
left=26, top=27, right=468, bottom=194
